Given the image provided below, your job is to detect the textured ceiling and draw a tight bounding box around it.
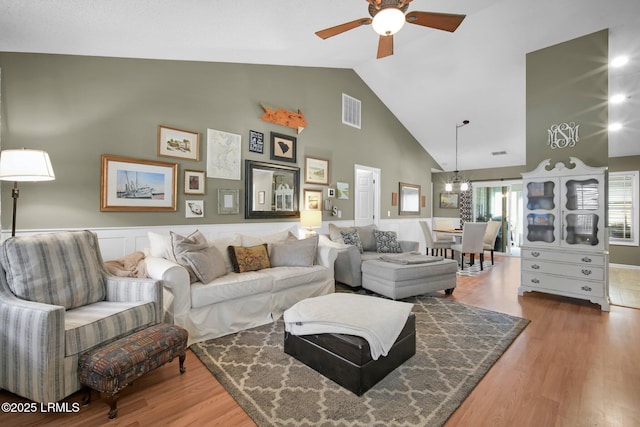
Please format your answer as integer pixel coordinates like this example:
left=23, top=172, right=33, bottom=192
left=1, top=0, right=639, bottom=171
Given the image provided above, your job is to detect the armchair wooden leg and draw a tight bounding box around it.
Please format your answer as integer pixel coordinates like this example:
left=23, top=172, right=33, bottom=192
left=491, top=250, right=494, bottom=265
left=480, top=253, right=484, bottom=271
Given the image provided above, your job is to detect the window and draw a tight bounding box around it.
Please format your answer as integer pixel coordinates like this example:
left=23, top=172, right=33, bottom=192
left=608, top=171, right=639, bottom=246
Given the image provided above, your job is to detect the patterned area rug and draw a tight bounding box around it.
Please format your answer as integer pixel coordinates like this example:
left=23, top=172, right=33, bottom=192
left=191, top=296, right=529, bottom=426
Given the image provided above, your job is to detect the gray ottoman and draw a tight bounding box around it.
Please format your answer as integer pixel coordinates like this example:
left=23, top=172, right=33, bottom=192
left=361, top=257, right=458, bottom=299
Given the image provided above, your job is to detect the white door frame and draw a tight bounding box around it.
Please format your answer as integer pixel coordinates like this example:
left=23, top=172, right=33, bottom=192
left=354, top=164, right=381, bottom=226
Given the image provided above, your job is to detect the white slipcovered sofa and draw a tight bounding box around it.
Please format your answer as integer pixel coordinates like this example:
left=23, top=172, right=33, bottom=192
left=145, top=230, right=337, bottom=345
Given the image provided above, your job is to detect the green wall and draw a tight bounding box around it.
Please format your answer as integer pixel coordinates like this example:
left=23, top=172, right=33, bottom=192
left=525, top=29, right=609, bottom=169
left=0, top=52, right=439, bottom=230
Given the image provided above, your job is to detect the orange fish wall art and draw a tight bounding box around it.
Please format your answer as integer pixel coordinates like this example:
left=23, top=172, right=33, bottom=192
left=260, top=104, right=307, bottom=134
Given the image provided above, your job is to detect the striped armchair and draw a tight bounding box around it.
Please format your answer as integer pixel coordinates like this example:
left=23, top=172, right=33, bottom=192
left=0, top=231, right=163, bottom=403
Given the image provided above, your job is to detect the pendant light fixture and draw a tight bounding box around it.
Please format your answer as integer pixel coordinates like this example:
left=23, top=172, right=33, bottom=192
left=445, top=120, right=470, bottom=192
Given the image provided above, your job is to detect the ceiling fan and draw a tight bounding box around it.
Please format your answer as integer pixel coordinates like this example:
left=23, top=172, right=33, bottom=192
left=315, top=0, right=466, bottom=59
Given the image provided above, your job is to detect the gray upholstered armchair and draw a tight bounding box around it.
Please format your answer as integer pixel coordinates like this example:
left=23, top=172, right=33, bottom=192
left=0, top=231, right=163, bottom=403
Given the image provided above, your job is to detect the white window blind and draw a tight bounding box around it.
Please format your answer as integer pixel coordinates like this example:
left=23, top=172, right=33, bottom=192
left=608, top=171, right=639, bottom=246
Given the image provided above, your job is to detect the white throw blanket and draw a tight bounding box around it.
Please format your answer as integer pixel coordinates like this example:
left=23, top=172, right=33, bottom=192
left=284, top=293, right=413, bottom=360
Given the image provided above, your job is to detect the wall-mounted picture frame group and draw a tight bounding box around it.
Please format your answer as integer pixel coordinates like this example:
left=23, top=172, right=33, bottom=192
left=270, top=132, right=297, bottom=163
left=100, top=154, right=177, bottom=212
left=185, top=200, right=204, bottom=218
left=218, top=188, right=240, bottom=214
left=249, top=130, right=264, bottom=154
left=304, top=189, right=323, bottom=211
left=440, top=192, right=460, bottom=209
left=305, top=156, right=330, bottom=185
left=158, top=125, right=200, bottom=161
left=184, top=169, right=205, bottom=195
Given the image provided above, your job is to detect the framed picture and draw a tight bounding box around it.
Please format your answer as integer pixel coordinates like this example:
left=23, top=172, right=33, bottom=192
left=249, top=130, right=264, bottom=154
left=185, top=200, right=204, bottom=218
left=327, top=188, right=335, bottom=198
left=305, top=156, right=330, bottom=185
left=304, top=189, right=323, bottom=211
left=337, top=182, right=349, bottom=200
left=100, top=154, right=177, bottom=212
left=207, top=128, right=241, bottom=180
left=270, top=132, right=297, bottom=163
left=440, top=192, right=460, bottom=209
left=184, top=169, right=205, bottom=195
left=158, top=125, right=200, bottom=161
left=218, top=188, right=240, bottom=214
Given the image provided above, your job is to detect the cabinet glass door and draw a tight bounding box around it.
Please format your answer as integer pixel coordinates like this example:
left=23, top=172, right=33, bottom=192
left=525, top=180, right=556, bottom=244
left=563, top=178, right=601, bottom=246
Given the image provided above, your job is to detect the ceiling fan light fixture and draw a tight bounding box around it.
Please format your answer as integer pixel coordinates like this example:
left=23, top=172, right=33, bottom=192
left=372, top=8, right=406, bottom=36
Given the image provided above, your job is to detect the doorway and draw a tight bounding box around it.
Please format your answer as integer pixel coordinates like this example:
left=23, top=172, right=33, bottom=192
left=472, top=180, right=523, bottom=256
left=354, top=165, right=380, bottom=226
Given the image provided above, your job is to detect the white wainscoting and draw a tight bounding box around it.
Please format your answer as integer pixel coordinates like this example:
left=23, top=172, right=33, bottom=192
left=2, top=218, right=433, bottom=261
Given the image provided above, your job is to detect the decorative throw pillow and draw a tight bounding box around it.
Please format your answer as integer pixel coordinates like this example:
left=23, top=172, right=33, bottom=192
left=209, top=234, right=242, bottom=273
left=356, top=224, right=378, bottom=252
left=180, top=245, right=227, bottom=283
left=228, top=244, right=271, bottom=273
left=340, top=230, right=363, bottom=253
left=329, top=223, right=355, bottom=243
left=270, top=235, right=318, bottom=267
left=373, top=229, right=403, bottom=253
left=171, top=230, right=208, bottom=282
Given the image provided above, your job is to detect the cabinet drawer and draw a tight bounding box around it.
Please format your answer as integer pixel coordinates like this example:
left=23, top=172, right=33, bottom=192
left=522, top=259, right=604, bottom=280
left=522, top=249, right=604, bottom=265
left=522, top=272, right=604, bottom=297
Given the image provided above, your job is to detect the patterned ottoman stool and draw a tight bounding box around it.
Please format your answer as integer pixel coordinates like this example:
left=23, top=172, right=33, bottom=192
left=78, top=323, right=188, bottom=419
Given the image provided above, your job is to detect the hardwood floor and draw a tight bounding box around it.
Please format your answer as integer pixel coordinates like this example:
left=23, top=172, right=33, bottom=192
left=2, top=256, right=639, bottom=426
left=610, top=266, right=640, bottom=309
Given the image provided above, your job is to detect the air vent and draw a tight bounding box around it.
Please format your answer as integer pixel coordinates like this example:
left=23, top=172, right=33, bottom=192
left=342, top=93, right=361, bottom=129
left=491, top=150, right=507, bottom=156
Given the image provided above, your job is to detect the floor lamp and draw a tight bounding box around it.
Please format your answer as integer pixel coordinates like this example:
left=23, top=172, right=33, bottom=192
left=0, top=149, right=56, bottom=237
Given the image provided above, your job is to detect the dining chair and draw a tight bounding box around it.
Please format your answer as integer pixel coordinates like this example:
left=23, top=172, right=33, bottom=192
left=419, top=220, right=453, bottom=257
left=483, top=220, right=502, bottom=265
left=433, top=218, right=456, bottom=243
left=451, top=222, right=488, bottom=271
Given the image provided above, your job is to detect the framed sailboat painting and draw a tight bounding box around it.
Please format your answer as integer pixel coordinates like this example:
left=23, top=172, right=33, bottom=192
left=101, top=154, right=177, bottom=211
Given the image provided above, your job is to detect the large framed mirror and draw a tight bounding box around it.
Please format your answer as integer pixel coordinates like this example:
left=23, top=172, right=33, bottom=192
left=245, top=160, right=300, bottom=219
left=399, top=182, right=421, bottom=215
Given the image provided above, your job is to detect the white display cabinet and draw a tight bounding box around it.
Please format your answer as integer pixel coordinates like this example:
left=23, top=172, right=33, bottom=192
left=519, top=157, right=609, bottom=311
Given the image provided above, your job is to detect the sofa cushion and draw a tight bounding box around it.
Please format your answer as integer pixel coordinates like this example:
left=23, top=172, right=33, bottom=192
left=0, top=231, right=106, bottom=310
left=64, top=300, right=157, bottom=356
left=190, top=271, right=273, bottom=308
left=265, top=265, right=330, bottom=292
left=373, top=230, right=403, bottom=253
left=356, top=224, right=378, bottom=252
left=240, top=230, right=295, bottom=253
left=340, top=230, right=363, bottom=253
left=181, top=245, right=227, bottom=283
left=171, top=230, right=209, bottom=283
left=270, top=235, right=318, bottom=267
left=329, top=223, right=355, bottom=244
left=228, top=244, right=271, bottom=273
left=148, top=231, right=176, bottom=262
left=209, top=234, right=242, bottom=273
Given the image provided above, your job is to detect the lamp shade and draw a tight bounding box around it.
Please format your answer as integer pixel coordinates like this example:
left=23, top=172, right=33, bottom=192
left=300, top=210, right=322, bottom=229
left=372, top=8, right=406, bottom=36
left=0, top=149, right=56, bottom=181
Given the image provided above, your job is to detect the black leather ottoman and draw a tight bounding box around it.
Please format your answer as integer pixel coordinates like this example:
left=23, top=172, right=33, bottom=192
left=284, top=313, right=415, bottom=395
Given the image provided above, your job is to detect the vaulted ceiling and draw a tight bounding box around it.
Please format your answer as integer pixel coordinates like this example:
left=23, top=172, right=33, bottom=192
left=2, top=0, right=639, bottom=171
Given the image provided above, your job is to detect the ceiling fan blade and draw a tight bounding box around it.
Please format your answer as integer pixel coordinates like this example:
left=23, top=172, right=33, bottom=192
left=315, top=17, right=372, bottom=39
left=405, top=11, right=466, bottom=32
left=377, top=35, right=393, bottom=59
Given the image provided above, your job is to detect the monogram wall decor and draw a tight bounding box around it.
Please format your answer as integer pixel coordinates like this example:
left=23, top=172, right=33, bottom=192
left=547, top=122, right=580, bottom=149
